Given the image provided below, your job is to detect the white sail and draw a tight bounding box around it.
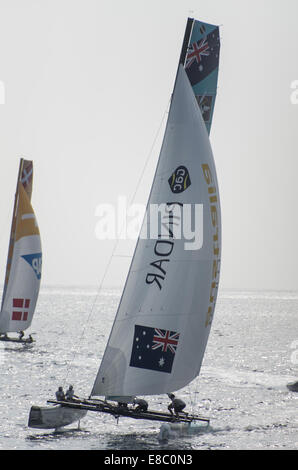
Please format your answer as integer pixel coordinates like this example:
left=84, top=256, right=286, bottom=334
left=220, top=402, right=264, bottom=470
left=0, top=182, right=42, bottom=333
left=91, top=65, right=221, bottom=398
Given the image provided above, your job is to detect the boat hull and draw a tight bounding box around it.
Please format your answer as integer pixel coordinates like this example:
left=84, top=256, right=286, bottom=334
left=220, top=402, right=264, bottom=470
left=158, top=421, right=209, bottom=441
left=0, top=336, right=34, bottom=344
left=28, top=405, right=87, bottom=429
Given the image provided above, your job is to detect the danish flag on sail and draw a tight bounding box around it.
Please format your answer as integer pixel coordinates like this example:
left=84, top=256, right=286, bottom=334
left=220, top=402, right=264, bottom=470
left=12, top=298, right=30, bottom=321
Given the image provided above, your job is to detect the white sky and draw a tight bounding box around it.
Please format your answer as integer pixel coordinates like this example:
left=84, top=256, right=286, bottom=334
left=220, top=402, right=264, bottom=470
left=0, top=0, right=297, bottom=291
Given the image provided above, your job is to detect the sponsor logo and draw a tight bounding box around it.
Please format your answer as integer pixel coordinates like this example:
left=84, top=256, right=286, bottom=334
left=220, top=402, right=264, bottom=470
left=168, top=166, right=191, bottom=194
left=201, top=163, right=220, bottom=327
left=21, top=253, right=42, bottom=280
left=196, top=95, right=213, bottom=123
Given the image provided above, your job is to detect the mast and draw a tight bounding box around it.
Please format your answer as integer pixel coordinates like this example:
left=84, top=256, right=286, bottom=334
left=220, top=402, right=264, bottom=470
left=178, top=18, right=194, bottom=67
left=170, top=18, right=194, bottom=100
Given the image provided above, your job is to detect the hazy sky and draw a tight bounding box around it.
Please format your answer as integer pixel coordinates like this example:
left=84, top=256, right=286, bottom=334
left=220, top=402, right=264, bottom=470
left=0, top=0, right=297, bottom=291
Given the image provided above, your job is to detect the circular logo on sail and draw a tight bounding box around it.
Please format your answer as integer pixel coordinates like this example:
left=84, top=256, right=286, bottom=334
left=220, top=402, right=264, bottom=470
left=168, top=166, right=191, bottom=193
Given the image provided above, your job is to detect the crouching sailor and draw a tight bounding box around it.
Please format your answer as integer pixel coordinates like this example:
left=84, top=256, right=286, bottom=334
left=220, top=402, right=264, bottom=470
left=133, top=398, right=148, bottom=413
left=167, top=393, right=187, bottom=417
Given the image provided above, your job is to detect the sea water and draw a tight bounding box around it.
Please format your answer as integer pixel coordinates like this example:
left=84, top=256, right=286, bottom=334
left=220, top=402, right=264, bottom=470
left=0, top=287, right=297, bottom=450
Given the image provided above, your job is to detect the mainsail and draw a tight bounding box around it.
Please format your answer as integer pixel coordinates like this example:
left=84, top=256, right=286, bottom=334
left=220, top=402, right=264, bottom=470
left=179, top=18, right=220, bottom=134
left=91, top=64, right=221, bottom=398
left=0, top=159, right=42, bottom=334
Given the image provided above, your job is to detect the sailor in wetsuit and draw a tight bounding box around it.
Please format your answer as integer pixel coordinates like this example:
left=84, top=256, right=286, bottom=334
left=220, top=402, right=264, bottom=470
left=167, top=393, right=187, bottom=417
left=55, top=386, right=65, bottom=401
left=65, top=385, right=79, bottom=401
left=133, top=398, right=148, bottom=413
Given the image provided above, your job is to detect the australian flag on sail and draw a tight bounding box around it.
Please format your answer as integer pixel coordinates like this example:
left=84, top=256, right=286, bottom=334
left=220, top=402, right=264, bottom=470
left=185, top=26, right=220, bottom=87
left=179, top=19, right=220, bottom=135
left=130, top=325, right=180, bottom=374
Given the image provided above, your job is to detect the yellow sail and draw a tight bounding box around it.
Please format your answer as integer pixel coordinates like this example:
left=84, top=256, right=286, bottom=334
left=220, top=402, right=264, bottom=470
left=1, top=159, right=34, bottom=310
left=0, top=158, right=41, bottom=335
left=15, top=183, right=40, bottom=242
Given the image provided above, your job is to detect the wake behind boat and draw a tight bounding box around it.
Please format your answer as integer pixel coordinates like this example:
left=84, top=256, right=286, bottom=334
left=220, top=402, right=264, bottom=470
left=0, top=159, right=42, bottom=344
left=28, top=17, right=221, bottom=433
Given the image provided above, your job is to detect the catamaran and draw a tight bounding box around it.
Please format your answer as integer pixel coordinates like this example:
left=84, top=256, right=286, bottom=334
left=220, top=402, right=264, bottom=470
left=0, top=159, right=42, bottom=343
left=28, top=17, right=221, bottom=432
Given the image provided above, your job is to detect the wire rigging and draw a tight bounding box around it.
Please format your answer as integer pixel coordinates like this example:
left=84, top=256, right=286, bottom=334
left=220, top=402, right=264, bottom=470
left=63, top=98, right=171, bottom=389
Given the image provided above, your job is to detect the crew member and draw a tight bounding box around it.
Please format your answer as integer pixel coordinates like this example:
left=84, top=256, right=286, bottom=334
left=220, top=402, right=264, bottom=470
left=133, top=398, right=148, bottom=412
left=167, top=393, right=187, bottom=417
left=55, top=386, right=65, bottom=401
left=65, top=385, right=79, bottom=401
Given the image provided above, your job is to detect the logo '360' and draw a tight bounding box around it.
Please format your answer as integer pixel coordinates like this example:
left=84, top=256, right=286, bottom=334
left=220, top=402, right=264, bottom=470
left=168, top=166, right=191, bottom=194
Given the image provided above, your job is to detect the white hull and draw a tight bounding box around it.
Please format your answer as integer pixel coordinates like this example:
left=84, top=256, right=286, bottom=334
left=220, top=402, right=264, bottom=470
left=28, top=405, right=87, bottom=429
left=158, top=421, right=209, bottom=441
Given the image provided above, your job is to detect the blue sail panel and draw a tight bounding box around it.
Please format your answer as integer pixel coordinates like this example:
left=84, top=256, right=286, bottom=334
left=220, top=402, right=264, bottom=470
left=181, top=19, right=220, bottom=134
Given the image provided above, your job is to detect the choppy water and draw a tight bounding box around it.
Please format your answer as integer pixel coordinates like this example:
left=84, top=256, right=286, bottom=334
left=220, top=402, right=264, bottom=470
left=0, top=287, right=297, bottom=450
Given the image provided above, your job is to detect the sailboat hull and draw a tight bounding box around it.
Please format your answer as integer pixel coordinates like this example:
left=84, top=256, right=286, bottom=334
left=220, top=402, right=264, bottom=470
left=158, top=421, right=209, bottom=441
left=0, top=336, right=34, bottom=344
left=28, top=405, right=87, bottom=429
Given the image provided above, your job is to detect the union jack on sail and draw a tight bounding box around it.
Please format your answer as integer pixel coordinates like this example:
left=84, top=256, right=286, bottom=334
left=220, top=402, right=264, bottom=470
left=152, top=329, right=180, bottom=354
left=185, top=38, right=210, bottom=68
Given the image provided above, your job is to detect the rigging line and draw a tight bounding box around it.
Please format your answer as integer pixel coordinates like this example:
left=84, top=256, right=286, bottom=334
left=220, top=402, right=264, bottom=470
left=63, top=98, right=171, bottom=388
left=127, top=98, right=171, bottom=209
